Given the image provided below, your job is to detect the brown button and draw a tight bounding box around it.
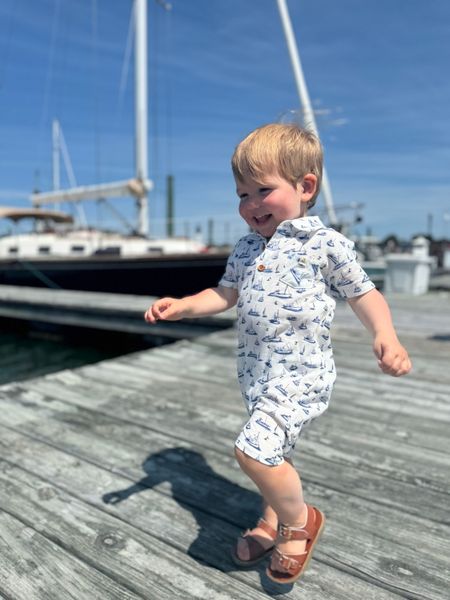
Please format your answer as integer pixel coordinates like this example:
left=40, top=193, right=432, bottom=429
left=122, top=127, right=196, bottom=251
left=257, top=264, right=266, bottom=272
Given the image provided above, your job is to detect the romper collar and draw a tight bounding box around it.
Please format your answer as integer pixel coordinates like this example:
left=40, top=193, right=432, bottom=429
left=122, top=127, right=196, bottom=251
left=252, top=216, right=326, bottom=242
left=275, top=215, right=326, bottom=236
left=286, top=215, right=325, bottom=232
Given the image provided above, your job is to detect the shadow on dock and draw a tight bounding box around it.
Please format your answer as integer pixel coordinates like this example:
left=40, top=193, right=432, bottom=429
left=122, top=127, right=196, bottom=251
left=102, top=447, right=293, bottom=596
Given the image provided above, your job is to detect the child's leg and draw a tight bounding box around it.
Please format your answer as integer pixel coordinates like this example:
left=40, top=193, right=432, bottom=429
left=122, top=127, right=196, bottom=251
left=235, top=457, right=298, bottom=560
left=235, top=448, right=308, bottom=556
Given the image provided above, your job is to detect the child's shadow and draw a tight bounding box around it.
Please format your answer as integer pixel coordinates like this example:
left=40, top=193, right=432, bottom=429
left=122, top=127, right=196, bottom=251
left=102, top=446, right=291, bottom=595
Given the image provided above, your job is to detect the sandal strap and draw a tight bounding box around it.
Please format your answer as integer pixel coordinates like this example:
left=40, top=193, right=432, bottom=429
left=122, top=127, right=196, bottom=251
left=278, top=505, right=315, bottom=541
left=256, top=517, right=278, bottom=540
left=271, top=548, right=307, bottom=575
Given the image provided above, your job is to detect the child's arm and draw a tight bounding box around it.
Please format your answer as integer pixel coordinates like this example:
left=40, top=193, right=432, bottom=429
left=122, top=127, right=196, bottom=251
left=144, top=285, right=238, bottom=324
left=347, top=288, right=412, bottom=377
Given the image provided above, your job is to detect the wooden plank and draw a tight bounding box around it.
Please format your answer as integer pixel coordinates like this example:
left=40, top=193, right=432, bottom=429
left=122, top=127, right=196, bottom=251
left=6, top=369, right=450, bottom=507
left=0, top=285, right=235, bottom=337
left=0, top=389, right=448, bottom=599
left=14, top=354, right=450, bottom=502
left=0, top=303, right=225, bottom=339
left=7, top=375, right=450, bottom=527
left=0, top=460, right=272, bottom=600
left=333, top=294, right=450, bottom=338
left=0, top=511, right=142, bottom=600
left=20, top=370, right=448, bottom=521
left=44, top=345, right=450, bottom=470
left=21, top=363, right=450, bottom=481
left=0, top=427, right=399, bottom=600
left=1, top=290, right=449, bottom=598
left=40, top=341, right=450, bottom=468
left=114, top=333, right=450, bottom=424
left=104, top=328, right=450, bottom=395
left=0, top=285, right=233, bottom=323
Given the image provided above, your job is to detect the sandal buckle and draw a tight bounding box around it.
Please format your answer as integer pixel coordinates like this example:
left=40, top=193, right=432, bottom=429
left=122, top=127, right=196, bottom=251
left=279, top=524, right=292, bottom=540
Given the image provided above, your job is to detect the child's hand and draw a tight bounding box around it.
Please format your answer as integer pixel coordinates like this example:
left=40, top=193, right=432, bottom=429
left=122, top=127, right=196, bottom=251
left=373, top=334, right=412, bottom=377
left=144, top=297, right=189, bottom=324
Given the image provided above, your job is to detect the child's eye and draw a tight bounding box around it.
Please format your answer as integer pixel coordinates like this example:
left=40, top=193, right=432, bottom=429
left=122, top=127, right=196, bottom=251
left=238, top=193, right=248, bottom=201
left=259, top=187, right=271, bottom=195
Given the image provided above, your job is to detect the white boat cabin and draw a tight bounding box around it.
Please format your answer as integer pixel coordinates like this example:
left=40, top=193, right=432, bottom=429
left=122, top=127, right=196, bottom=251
left=0, top=207, right=206, bottom=259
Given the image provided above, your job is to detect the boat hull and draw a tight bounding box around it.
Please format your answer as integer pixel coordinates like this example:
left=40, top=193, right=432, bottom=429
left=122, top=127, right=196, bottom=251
left=0, top=253, right=229, bottom=297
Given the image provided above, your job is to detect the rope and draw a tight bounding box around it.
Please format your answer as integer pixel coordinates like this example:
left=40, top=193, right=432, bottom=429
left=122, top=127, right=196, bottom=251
left=91, top=0, right=101, bottom=187
left=37, top=0, right=61, bottom=185
left=16, top=261, right=61, bottom=289
left=0, top=0, right=16, bottom=92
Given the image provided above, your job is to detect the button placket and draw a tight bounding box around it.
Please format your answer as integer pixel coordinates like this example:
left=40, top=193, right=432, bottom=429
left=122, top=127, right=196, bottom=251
left=256, top=237, right=268, bottom=274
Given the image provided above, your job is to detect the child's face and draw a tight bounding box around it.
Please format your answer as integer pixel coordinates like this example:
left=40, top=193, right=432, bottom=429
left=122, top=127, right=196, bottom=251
left=236, top=172, right=316, bottom=238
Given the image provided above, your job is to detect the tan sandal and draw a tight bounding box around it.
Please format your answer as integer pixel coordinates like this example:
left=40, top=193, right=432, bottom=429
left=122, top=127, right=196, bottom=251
left=266, top=505, right=325, bottom=584
left=231, top=517, right=278, bottom=567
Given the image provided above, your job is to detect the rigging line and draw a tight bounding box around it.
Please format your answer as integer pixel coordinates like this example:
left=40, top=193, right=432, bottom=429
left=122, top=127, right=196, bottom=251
left=97, top=198, right=136, bottom=234
left=55, top=0, right=71, bottom=129
left=0, top=0, right=17, bottom=92
left=59, top=126, right=77, bottom=187
left=150, top=0, right=172, bottom=226
left=59, top=127, right=88, bottom=227
left=164, top=3, right=173, bottom=176
left=37, top=0, right=61, bottom=188
left=117, top=1, right=135, bottom=116
left=151, top=2, right=160, bottom=184
left=91, top=0, right=101, bottom=187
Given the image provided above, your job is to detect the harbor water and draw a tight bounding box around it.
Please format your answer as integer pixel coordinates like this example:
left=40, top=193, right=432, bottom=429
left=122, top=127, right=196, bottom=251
left=0, top=318, right=165, bottom=386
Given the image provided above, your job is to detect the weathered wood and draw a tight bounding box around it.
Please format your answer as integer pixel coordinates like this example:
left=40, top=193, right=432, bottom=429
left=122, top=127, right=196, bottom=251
left=3, top=378, right=449, bottom=540
left=0, top=510, right=142, bottom=600
left=0, top=388, right=448, bottom=599
left=7, top=340, right=449, bottom=509
left=333, top=293, right=450, bottom=339
left=1, top=291, right=449, bottom=598
left=13, top=368, right=450, bottom=495
left=0, top=285, right=235, bottom=338
left=0, top=427, right=399, bottom=600
left=27, top=345, right=449, bottom=489
left=0, top=460, right=274, bottom=600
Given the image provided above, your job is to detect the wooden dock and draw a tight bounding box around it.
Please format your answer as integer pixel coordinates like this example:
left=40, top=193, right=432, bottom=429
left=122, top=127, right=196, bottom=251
left=0, top=285, right=235, bottom=339
left=0, top=293, right=449, bottom=599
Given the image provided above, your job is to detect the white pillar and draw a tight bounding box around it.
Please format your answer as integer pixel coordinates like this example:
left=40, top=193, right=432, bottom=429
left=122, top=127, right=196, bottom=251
left=384, top=239, right=435, bottom=295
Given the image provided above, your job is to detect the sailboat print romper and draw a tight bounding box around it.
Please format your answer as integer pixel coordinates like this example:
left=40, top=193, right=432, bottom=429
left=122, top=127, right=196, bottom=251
left=219, top=216, right=375, bottom=466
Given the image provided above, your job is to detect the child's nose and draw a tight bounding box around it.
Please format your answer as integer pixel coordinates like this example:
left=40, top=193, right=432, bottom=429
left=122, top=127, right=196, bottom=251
left=248, top=193, right=263, bottom=206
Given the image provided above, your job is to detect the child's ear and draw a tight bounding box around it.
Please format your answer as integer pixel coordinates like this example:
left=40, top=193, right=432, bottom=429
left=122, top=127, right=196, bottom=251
left=299, top=174, right=317, bottom=201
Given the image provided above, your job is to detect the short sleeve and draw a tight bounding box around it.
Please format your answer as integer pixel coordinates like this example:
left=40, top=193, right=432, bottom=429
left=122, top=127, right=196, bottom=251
left=321, top=230, right=375, bottom=299
left=218, top=240, right=241, bottom=289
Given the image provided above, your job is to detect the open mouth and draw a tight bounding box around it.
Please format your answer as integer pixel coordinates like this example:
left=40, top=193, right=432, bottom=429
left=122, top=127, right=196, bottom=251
left=254, top=214, right=272, bottom=225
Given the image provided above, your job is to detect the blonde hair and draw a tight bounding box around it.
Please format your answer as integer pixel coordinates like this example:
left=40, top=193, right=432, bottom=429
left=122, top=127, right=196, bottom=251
left=231, top=123, right=323, bottom=208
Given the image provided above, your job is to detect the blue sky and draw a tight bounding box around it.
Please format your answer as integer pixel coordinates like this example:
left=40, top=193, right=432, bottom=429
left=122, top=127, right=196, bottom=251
left=0, top=0, right=449, bottom=242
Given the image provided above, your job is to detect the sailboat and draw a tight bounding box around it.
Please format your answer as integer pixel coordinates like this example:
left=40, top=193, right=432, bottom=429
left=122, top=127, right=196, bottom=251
left=0, top=0, right=228, bottom=296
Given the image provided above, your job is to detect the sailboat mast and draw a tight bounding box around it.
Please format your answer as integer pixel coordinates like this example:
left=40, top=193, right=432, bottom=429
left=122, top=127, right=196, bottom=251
left=276, top=0, right=338, bottom=226
left=32, top=2, right=153, bottom=220
left=134, top=0, right=149, bottom=236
